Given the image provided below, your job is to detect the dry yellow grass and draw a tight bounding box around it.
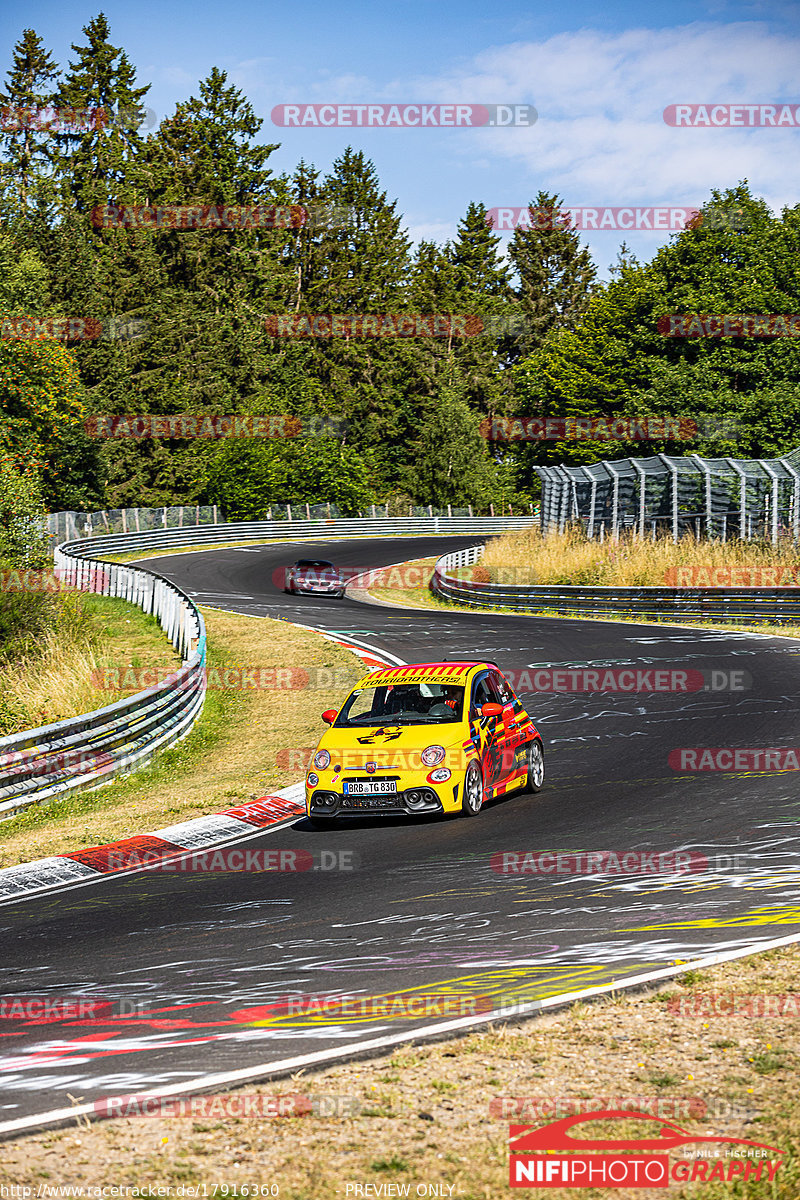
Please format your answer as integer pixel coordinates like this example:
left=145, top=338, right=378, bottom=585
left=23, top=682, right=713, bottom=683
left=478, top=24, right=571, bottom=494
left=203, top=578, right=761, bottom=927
left=478, top=526, right=800, bottom=587
left=0, top=592, right=180, bottom=734
left=0, top=606, right=364, bottom=866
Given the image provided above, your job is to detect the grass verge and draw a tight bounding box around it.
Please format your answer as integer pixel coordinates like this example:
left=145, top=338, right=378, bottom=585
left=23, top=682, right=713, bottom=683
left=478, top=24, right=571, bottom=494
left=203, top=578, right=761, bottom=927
left=2, top=944, right=799, bottom=1197
left=0, top=607, right=364, bottom=866
left=364, top=556, right=800, bottom=641
left=480, top=525, right=800, bottom=588
left=0, top=591, right=180, bottom=737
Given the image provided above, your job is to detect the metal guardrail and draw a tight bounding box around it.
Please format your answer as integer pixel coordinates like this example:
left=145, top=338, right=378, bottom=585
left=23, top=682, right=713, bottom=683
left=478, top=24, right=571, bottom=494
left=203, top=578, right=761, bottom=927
left=0, top=548, right=207, bottom=820
left=0, top=516, right=531, bottom=820
left=63, top=516, right=535, bottom=558
left=431, top=544, right=800, bottom=624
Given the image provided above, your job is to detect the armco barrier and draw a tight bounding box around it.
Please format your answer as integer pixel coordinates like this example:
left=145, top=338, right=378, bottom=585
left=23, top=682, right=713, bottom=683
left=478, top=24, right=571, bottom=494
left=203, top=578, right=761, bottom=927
left=431, top=544, right=800, bottom=624
left=0, top=517, right=531, bottom=819
left=58, top=515, right=534, bottom=558
left=0, top=548, right=206, bottom=820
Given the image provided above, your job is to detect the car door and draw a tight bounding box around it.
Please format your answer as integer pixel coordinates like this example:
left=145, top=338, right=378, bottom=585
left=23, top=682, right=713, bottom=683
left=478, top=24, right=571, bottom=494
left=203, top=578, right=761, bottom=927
left=489, top=669, right=524, bottom=780
left=469, top=670, right=506, bottom=791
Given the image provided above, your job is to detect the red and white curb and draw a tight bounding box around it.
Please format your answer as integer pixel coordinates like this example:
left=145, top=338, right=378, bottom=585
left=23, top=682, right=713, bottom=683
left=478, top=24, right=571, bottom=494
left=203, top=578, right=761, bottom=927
left=0, top=628, right=402, bottom=906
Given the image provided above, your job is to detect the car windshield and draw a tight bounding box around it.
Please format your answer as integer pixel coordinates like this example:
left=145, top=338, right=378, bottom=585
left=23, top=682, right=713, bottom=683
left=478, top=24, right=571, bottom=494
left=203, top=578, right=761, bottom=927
left=296, top=560, right=334, bottom=570
left=335, top=682, right=465, bottom=726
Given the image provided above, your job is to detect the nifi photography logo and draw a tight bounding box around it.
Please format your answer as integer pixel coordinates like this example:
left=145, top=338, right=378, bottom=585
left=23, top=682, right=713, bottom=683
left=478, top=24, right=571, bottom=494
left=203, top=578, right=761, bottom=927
left=508, top=1110, right=784, bottom=1188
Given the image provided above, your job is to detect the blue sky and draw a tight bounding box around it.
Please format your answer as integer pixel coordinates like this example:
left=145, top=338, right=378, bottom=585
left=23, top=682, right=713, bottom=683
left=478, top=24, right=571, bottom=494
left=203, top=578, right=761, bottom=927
left=3, top=0, right=799, bottom=278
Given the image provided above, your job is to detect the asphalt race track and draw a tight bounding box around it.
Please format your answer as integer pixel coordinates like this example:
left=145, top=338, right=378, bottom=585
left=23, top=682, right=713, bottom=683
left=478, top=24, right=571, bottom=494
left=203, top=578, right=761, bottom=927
left=3, top=535, right=800, bottom=1130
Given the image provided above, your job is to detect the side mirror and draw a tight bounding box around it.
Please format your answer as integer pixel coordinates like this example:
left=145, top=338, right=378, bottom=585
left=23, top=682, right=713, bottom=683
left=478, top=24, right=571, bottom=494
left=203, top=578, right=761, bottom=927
left=321, top=709, right=337, bottom=725
left=481, top=702, right=504, bottom=718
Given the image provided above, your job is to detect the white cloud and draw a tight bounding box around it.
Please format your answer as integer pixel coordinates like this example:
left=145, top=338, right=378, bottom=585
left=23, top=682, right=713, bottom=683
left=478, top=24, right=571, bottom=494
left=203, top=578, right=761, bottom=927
left=407, top=23, right=800, bottom=213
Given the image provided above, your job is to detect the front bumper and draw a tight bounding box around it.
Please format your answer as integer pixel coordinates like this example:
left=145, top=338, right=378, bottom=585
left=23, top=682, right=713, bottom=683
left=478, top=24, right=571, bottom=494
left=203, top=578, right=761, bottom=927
left=308, top=786, right=445, bottom=817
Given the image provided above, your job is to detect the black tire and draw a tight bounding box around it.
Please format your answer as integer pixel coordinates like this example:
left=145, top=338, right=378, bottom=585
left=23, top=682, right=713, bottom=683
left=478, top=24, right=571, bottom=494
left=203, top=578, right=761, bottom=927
left=524, top=739, right=545, bottom=793
left=460, top=760, right=484, bottom=817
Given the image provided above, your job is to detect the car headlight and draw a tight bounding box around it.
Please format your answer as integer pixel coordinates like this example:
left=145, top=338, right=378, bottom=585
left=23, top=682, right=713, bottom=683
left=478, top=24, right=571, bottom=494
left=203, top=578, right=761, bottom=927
left=314, top=749, right=331, bottom=769
left=421, top=744, right=445, bottom=767
left=428, top=768, right=451, bottom=783
left=307, top=772, right=319, bottom=787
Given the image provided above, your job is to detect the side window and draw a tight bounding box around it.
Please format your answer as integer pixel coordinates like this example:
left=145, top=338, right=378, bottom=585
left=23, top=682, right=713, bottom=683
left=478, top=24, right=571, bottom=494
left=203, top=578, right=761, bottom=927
left=470, top=672, right=494, bottom=715
left=489, top=670, right=512, bottom=704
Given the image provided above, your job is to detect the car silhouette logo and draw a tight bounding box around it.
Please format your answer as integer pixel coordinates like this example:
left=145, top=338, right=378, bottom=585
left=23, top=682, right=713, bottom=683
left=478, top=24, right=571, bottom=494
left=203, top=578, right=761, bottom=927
left=509, top=1110, right=784, bottom=1156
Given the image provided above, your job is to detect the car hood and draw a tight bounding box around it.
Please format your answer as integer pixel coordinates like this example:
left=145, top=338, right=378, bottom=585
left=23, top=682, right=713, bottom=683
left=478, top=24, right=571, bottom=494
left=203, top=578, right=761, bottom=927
left=318, top=724, right=467, bottom=768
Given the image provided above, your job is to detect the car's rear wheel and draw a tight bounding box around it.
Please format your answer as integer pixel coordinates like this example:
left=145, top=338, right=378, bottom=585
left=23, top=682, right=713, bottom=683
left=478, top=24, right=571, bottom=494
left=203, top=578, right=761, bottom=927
left=461, top=760, right=483, bottom=817
left=525, top=739, right=545, bottom=792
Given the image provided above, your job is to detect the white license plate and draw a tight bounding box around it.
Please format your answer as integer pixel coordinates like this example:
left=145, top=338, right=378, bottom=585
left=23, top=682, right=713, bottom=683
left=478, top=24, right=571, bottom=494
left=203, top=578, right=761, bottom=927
left=343, top=780, right=397, bottom=795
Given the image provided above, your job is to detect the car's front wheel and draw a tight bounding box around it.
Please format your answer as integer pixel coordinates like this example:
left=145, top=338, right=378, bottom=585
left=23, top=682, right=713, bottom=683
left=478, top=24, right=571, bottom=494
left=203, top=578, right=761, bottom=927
left=525, top=739, right=545, bottom=792
left=461, top=760, right=483, bottom=817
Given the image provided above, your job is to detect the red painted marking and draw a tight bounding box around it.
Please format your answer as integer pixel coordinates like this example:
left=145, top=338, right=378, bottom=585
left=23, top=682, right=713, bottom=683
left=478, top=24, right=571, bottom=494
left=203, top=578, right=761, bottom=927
left=223, top=795, right=304, bottom=826
left=63, top=835, right=182, bottom=872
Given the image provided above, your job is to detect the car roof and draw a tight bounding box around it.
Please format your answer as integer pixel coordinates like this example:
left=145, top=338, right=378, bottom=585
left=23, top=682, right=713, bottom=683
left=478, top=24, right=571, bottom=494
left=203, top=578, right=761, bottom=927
left=361, top=660, right=499, bottom=682
left=294, top=559, right=335, bottom=567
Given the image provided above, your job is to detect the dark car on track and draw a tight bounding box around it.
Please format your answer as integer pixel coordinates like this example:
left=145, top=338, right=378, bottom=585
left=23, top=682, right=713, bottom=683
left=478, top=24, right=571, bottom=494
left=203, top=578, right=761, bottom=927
left=283, top=559, right=345, bottom=597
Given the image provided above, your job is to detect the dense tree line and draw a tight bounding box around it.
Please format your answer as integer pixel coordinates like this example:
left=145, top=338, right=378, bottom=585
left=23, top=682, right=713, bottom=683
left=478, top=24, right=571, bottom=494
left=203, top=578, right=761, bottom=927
left=1, top=16, right=798, bottom=518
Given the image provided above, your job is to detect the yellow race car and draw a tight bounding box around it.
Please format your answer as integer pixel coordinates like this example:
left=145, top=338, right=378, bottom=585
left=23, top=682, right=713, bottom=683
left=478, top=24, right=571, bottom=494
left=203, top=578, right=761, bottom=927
left=305, top=660, right=544, bottom=825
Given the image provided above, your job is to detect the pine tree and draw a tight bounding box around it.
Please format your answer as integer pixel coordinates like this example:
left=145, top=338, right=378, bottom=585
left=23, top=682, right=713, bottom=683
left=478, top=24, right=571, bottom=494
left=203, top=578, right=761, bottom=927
left=507, top=190, right=597, bottom=357
left=143, top=67, right=277, bottom=207
left=0, top=29, right=59, bottom=218
left=448, top=201, right=515, bottom=409
left=409, top=363, right=498, bottom=509
left=54, top=12, right=150, bottom=213
left=450, top=201, right=511, bottom=304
